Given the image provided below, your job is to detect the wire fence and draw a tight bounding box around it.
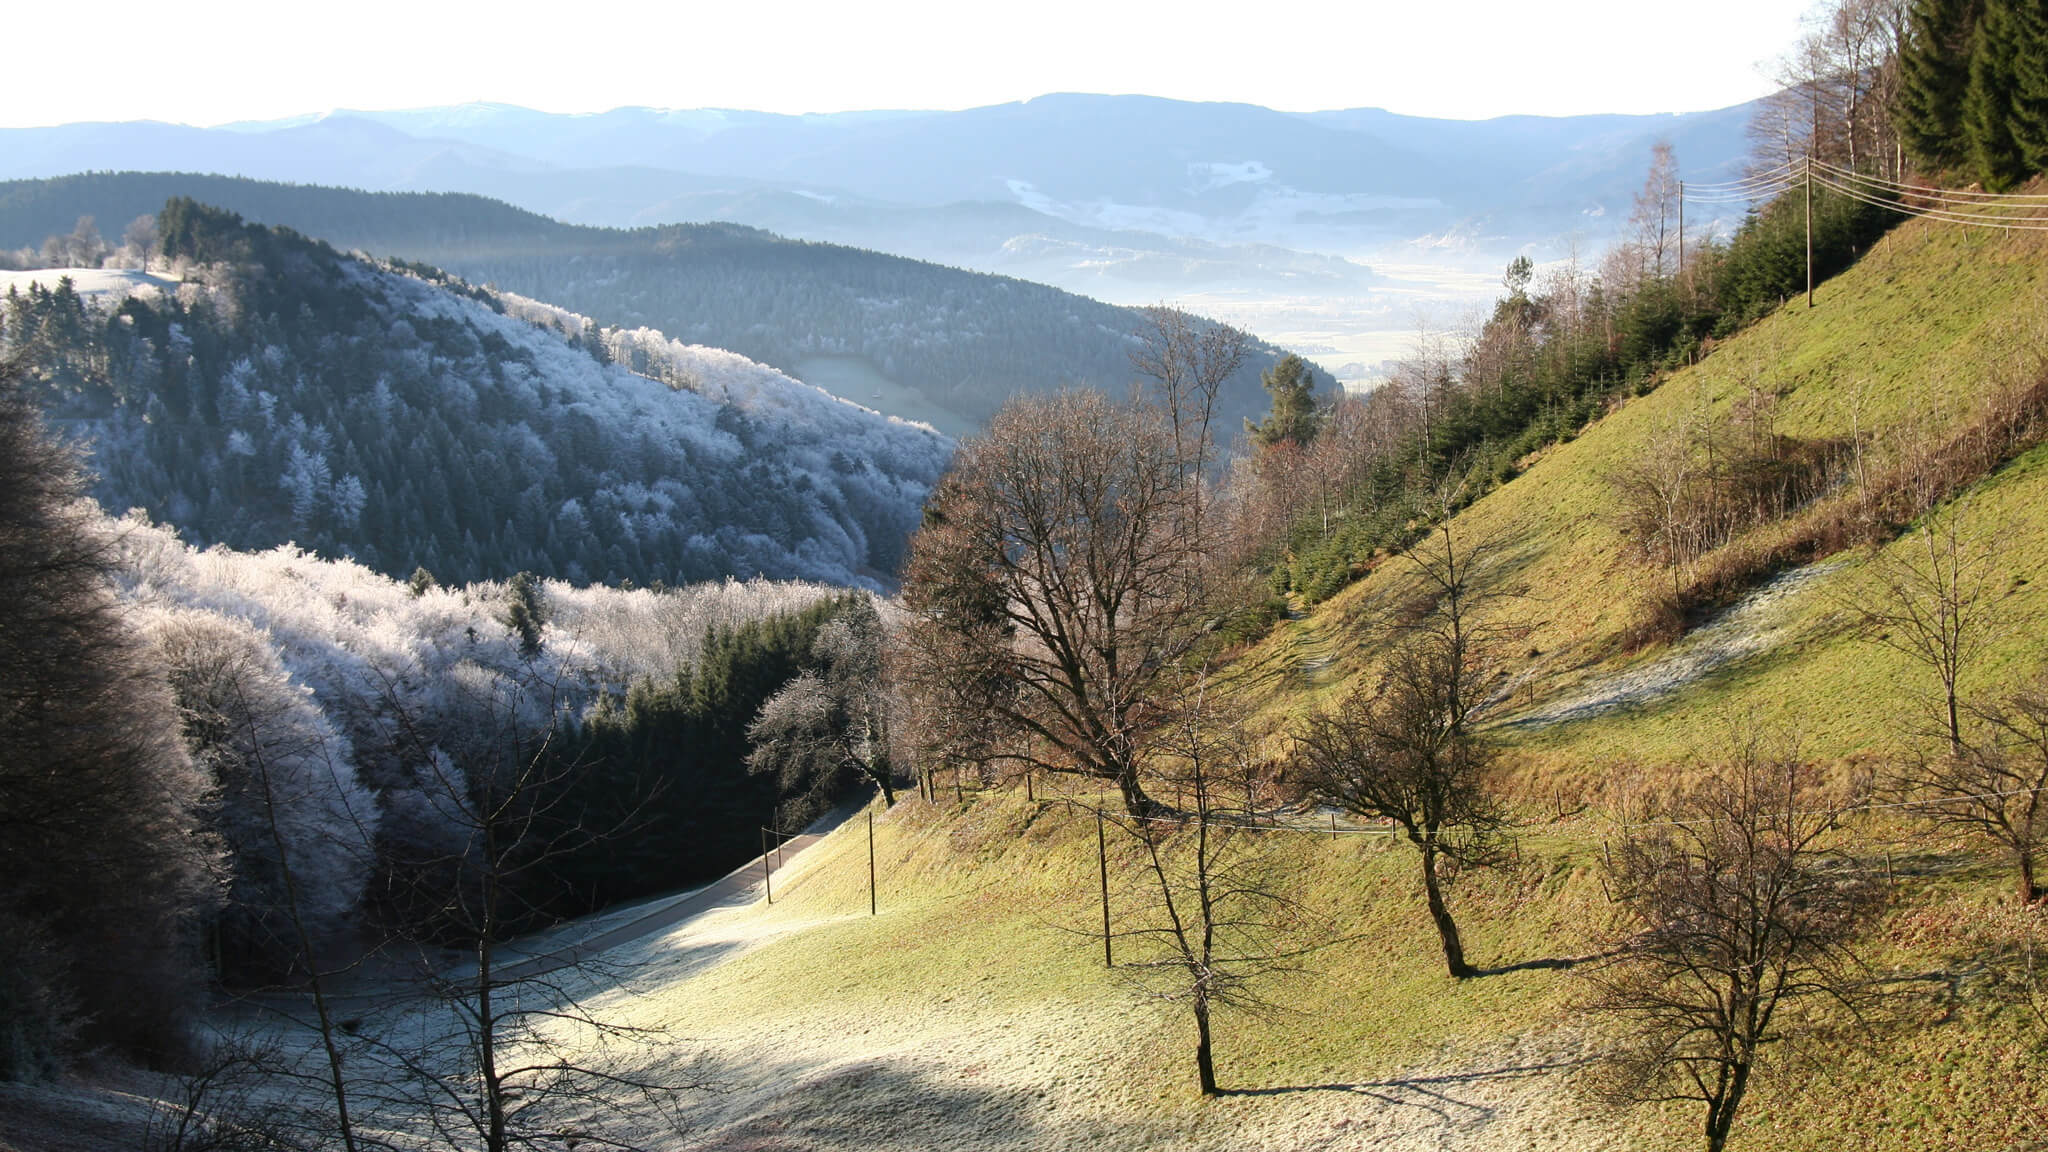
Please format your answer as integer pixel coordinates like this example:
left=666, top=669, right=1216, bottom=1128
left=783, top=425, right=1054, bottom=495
left=1006, top=766, right=2042, bottom=850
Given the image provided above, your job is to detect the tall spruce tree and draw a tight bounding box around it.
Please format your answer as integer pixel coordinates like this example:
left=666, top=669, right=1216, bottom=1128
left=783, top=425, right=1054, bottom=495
left=2010, top=0, right=2048, bottom=171
left=1964, top=0, right=2030, bottom=189
left=1896, top=0, right=1983, bottom=171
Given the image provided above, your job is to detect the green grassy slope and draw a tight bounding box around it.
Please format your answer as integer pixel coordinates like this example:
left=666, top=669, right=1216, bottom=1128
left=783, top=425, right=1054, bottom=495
left=605, top=211, right=2048, bottom=1151
left=1249, top=208, right=2048, bottom=777
left=605, top=785, right=2042, bottom=1150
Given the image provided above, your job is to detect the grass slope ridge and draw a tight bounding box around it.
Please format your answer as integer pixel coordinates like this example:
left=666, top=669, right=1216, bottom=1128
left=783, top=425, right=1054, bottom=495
left=1264, top=205, right=2048, bottom=774
left=548, top=776, right=2042, bottom=1150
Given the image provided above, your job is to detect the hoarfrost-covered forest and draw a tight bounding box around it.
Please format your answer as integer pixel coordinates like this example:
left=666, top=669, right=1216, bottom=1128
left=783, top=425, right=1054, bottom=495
left=109, top=505, right=858, bottom=977
left=5, top=199, right=953, bottom=589
left=0, top=173, right=1314, bottom=435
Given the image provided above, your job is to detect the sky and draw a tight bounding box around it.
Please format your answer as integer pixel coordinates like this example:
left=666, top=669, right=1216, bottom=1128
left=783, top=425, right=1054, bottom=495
left=5, top=0, right=1819, bottom=129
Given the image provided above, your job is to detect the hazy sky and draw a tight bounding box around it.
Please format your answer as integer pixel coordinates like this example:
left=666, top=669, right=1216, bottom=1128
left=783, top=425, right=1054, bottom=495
left=7, top=0, right=1817, bottom=128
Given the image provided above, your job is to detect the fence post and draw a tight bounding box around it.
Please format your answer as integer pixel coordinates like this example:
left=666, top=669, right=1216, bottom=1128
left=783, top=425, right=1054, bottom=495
left=868, top=811, right=878, bottom=916
left=1097, top=808, right=1112, bottom=968
left=761, top=827, right=772, bottom=905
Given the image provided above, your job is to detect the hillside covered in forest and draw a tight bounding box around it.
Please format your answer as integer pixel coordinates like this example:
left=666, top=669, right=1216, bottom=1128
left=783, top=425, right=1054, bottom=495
left=0, top=173, right=1316, bottom=438
left=5, top=199, right=952, bottom=588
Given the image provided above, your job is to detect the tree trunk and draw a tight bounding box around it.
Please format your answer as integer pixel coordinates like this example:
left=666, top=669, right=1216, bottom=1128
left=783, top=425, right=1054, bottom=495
left=1704, top=1060, right=1752, bottom=1152
left=867, top=761, right=896, bottom=807
left=1417, top=842, right=1475, bottom=979
left=2020, top=849, right=2038, bottom=905
left=1193, top=994, right=1218, bottom=1096
left=1116, top=769, right=1156, bottom=818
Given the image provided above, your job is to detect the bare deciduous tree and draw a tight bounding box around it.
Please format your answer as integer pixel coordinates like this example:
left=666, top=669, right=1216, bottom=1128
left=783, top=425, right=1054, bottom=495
left=337, top=671, right=692, bottom=1151
left=1128, top=305, right=1250, bottom=483
left=1586, top=734, right=1884, bottom=1152
left=1113, top=667, right=1317, bottom=1095
left=1752, top=0, right=1909, bottom=177
left=1853, top=503, right=2012, bottom=753
left=1291, top=523, right=1518, bottom=979
left=899, top=391, right=1202, bottom=817
left=1891, top=673, right=2048, bottom=903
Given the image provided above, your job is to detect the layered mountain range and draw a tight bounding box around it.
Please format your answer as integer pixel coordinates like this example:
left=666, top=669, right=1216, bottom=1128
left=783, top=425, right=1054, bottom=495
left=4, top=94, right=1759, bottom=297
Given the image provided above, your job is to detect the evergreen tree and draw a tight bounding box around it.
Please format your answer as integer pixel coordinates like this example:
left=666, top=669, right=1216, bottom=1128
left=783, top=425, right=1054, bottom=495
left=2011, top=0, right=2048, bottom=171
left=503, top=571, right=547, bottom=659
left=1964, top=0, right=2030, bottom=189
left=0, top=356, right=216, bottom=1076
left=1247, top=353, right=1322, bottom=449
left=1896, top=0, right=1984, bottom=172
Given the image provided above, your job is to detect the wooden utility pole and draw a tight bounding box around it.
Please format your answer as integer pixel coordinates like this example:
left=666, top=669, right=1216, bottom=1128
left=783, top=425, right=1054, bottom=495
left=1677, top=181, right=1685, bottom=280
left=1805, top=155, right=1815, bottom=309
left=1097, top=808, right=1112, bottom=967
left=868, top=811, right=877, bottom=916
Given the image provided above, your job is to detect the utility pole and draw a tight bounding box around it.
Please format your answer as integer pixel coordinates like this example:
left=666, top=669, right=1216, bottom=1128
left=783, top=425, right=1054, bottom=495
left=1805, top=154, right=1815, bottom=309
left=761, top=827, right=772, bottom=905
left=1677, top=180, right=1685, bottom=281
left=868, top=811, right=877, bottom=916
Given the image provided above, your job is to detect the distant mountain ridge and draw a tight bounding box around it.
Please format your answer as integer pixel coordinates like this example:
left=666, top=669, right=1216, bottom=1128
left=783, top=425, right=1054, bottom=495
left=0, top=173, right=1316, bottom=439
left=0, top=94, right=1759, bottom=293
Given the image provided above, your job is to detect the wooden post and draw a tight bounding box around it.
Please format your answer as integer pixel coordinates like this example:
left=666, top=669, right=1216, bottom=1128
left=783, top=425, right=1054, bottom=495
left=1025, top=772, right=1033, bottom=803
left=1677, top=180, right=1685, bottom=280
left=1330, top=810, right=1338, bottom=841
left=1097, top=808, right=1112, bottom=968
left=1804, top=155, right=1815, bottom=309
left=761, top=827, right=772, bottom=905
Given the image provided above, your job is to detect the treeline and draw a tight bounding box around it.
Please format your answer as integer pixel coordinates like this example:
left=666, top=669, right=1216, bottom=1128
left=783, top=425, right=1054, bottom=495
left=1237, top=163, right=1898, bottom=604
left=4, top=200, right=951, bottom=589
left=0, top=353, right=894, bottom=1078
left=1896, top=0, right=2048, bottom=189
left=0, top=171, right=1307, bottom=435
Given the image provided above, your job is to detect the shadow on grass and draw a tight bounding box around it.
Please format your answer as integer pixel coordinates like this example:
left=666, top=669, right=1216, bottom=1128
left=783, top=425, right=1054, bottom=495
left=1471, top=948, right=1620, bottom=977
left=652, top=1052, right=1094, bottom=1152
left=1221, top=1055, right=1598, bottom=1125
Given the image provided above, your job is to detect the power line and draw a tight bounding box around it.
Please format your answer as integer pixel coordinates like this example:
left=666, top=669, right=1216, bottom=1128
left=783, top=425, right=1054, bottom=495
left=1683, top=162, right=1801, bottom=193
left=1812, top=158, right=2048, bottom=203
left=1810, top=170, right=2048, bottom=231
left=1679, top=159, right=2048, bottom=229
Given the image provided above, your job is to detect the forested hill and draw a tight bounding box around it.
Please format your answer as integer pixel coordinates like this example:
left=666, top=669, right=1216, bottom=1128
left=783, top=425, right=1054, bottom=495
left=4, top=200, right=953, bottom=588
left=0, top=173, right=1314, bottom=436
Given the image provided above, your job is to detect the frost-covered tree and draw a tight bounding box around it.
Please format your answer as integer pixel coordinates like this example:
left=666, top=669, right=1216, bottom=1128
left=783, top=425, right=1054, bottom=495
left=145, top=608, right=378, bottom=980
left=0, top=356, right=216, bottom=1077
left=747, top=595, right=899, bottom=808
